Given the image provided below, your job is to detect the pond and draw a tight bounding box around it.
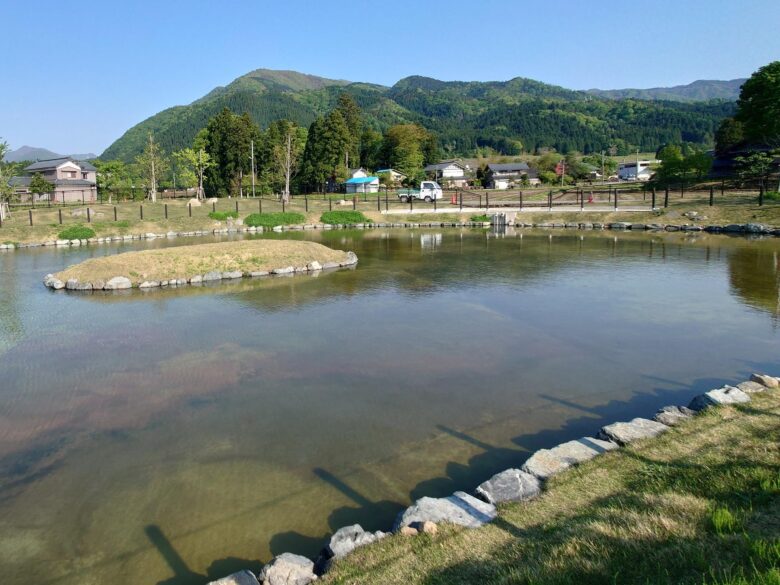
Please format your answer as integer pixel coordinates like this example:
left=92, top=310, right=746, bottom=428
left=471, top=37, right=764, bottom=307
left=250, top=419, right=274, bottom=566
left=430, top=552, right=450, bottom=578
left=0, top=228, right=778, bottom=585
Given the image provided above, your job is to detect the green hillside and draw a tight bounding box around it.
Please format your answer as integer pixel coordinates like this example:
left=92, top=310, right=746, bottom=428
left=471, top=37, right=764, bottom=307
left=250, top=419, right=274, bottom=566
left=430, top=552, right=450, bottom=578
left=102, top=69, right=736, bottom=162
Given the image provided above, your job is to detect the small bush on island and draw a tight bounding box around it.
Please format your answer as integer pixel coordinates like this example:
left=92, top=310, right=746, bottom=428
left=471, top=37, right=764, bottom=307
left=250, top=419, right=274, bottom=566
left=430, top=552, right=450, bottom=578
left=208, top=210, right=239, bottom=221
left=58, top=226, right=96, bottom=240
left=320, top=211, right=371, bottom=225
left=244, top=212, right=306, bottom=228
left=764, top=191, right=780, bottom=201
left=470, top=214, right=490, bottom=222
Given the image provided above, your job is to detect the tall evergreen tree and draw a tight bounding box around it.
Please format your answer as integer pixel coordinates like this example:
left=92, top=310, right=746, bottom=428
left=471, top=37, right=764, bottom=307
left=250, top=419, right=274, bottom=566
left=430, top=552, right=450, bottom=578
left=203, top=108, right=260, bottom=197
left=299, top=117, right=329, bottom=192
left=334, top=93, right=362, bottom=167
left=735, top=61, right=780, bottom=147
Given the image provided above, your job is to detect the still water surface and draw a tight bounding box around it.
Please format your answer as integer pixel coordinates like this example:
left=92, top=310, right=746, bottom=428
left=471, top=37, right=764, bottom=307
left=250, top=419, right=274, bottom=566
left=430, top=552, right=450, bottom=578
left=0, top=228, right=778, bottom=585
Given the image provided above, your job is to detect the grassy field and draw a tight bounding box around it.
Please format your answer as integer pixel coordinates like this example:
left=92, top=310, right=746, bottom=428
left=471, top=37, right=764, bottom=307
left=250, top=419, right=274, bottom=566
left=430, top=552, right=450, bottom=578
left=54, top=239, right=349, bottom=284
left=324, top=389, right=780, bottom=585
left=0, top=192, right=778, bottom=245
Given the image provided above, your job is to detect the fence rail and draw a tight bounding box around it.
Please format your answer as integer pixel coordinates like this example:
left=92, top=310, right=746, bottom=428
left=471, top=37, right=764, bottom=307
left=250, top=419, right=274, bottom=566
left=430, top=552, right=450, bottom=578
left=0, top=185, right=774, bottom=230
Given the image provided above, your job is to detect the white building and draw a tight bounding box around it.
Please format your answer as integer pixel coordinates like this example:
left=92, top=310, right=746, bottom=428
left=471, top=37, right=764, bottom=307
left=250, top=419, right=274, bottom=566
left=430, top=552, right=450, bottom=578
left=376, top=168, right=407, bottom=185
left=618, top=160, right=656, bottom=181
left=348, top=168, right=369, bottom=179
left=424, top=161, right=468, bottom=187
left=345, top=176, right=380, bottom=194
left=9, top=157, right=97, bottom=203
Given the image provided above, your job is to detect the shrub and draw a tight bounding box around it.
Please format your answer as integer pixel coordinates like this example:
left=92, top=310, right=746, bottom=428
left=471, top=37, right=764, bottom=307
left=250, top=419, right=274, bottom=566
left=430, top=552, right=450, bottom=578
left=208, top=210, right=239, bottom=221
left=470, top=214, right=490, bottom=222
left=244, top=212, right=306, bottom=228
left=764, top=191, right=780, bottom=201
left=320, top=211, right=370, bottom=225
left=58, top=226, right=96, bottom=240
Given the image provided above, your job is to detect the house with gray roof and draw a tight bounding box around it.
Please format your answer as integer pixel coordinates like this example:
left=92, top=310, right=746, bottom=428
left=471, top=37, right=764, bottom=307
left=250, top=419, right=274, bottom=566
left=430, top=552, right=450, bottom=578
left=9, top=157, right=97, bottom=203
left=424, top=160, right=468, bottom=188
left=485, top=162, right=539, bottom=189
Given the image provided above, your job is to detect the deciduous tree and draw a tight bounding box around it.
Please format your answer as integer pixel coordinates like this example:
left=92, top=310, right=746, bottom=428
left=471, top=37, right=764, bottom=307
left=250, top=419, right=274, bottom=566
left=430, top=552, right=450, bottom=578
left=28, top=172, right=54, bottom=201
left=0, top=139, right=14, bottom=219
left=135, top=133, right=168, bottom=202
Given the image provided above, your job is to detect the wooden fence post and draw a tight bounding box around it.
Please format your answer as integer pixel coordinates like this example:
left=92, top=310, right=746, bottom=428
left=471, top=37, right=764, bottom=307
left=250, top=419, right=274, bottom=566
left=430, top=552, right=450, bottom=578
left=114, top=206, right=118, bottom=221
left=664, top=187, right=669, bottom=208
left=29, top=209, right=33, bottom=226
left=709, top=186, right=714, bottom=207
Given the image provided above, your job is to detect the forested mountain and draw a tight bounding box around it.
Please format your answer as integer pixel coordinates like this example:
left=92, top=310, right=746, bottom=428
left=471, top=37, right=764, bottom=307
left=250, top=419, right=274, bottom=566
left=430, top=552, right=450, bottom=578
left=102, top=69, right=736, bottom=162
left=586, top=79, right=745, bottom=102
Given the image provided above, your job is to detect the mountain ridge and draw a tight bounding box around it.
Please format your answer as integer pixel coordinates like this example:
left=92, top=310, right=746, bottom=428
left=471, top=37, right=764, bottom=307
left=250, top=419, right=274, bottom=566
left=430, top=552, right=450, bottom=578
left=3, top=145, right=97, bottom=163
left=586, top=78, right=744, bottom=102
left=101, top=69, right=739, bottom=162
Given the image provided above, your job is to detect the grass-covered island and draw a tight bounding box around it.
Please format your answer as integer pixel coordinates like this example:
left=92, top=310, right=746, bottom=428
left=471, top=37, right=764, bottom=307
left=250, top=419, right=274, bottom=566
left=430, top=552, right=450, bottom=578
left=46, top=239, right=356, bottom=290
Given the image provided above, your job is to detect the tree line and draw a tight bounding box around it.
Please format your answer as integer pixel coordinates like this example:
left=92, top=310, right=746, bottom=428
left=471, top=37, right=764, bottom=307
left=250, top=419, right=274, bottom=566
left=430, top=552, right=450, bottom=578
left=93, top=93, right=440, bottom=200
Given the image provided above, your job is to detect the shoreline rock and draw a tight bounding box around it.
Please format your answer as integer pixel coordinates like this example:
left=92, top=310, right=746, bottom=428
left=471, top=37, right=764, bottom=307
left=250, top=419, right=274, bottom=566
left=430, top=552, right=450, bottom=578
left=198, top=373, right=776, bottom=584
left=3, top=221, right=779, bottom=253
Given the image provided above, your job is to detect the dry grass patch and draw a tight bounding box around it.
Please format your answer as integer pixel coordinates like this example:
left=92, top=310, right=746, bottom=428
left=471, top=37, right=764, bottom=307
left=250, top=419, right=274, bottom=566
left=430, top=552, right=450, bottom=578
left=325, top=392, right=780, bottom=585
left=54, top=239, right=350, bottom=284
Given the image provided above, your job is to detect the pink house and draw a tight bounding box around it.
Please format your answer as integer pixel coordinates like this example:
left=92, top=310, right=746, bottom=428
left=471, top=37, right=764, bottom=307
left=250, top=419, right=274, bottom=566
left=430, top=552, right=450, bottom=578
left=10, top=157, right=97, bottom=203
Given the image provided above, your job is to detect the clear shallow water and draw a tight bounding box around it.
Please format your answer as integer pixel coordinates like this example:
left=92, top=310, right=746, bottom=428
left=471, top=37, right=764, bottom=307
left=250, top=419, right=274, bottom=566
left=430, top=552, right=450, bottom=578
left=0, top=228, right=778, bottom=585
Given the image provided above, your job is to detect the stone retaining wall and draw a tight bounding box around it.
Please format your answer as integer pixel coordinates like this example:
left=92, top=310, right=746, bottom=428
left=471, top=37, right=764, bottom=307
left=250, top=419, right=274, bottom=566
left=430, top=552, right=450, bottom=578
left=208, top=373, right=779, bottom=585
left=2, top=220, right=779, bottom=252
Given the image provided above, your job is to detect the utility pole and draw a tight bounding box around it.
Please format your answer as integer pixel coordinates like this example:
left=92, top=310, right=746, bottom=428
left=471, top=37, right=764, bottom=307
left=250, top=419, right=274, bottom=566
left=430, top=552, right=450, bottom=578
left=601, top=150, right=605, bottom=185
left=636, top=148, right=640, bottom=181
left=251, top=140, right=256, bottom=198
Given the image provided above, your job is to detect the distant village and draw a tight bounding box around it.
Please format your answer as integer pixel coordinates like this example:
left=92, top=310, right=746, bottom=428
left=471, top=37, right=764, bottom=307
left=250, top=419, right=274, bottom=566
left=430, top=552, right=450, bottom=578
left=5, top=154, right=662, bottom=203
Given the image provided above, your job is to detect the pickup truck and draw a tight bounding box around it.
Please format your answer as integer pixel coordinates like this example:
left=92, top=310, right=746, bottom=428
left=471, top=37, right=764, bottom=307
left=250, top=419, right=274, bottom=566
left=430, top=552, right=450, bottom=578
left=397, top=181, right=443, bottom=203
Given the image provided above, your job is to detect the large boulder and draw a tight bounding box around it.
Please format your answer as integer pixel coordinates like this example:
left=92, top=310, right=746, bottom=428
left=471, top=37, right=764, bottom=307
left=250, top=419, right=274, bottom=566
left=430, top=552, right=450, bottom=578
left=341, top=251, right=358, bottom=266
left=751, top=373, right=779, bottom=389
left=394, top=491, right=496, bottom=530
left=203, top=271, right=222, bottom=282
left=258, top=553, right=316, bottom=585
left=188, top=198, right=202, bottom=207
left=687, top=386, right=751, bottom=412
left=653, top=405, right=695, bottom=426
left=104, top=276, right=132, bottom=290
left=207, top=570, right=260, bottom=585
left=521, top=437, right=618, bottom=480
left=326, top=524, right=386, bottom=560
left=475, top=468, right=541, bottom=504
left=598, top=418, right=669, bottom=445
left=736, top=380, right=767, bottom=394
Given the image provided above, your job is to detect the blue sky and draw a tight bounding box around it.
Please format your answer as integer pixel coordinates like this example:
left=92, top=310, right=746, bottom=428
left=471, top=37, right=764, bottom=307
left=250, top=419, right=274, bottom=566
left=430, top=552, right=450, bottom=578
left=1, top=0, right=778, bottom=155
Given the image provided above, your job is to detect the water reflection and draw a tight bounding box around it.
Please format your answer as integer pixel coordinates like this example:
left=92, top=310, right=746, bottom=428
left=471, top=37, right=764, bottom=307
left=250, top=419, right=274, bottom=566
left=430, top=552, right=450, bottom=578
left=0, top=229, right=778, bottom=585
left=728, top=243, right=780, bottom=320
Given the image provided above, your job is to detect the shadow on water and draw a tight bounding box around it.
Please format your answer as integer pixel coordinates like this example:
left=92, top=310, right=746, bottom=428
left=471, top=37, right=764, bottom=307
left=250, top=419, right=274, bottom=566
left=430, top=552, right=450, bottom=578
left=147, top=525, right=263, bottom=585
left=259, top=374, right=736, bottom=569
